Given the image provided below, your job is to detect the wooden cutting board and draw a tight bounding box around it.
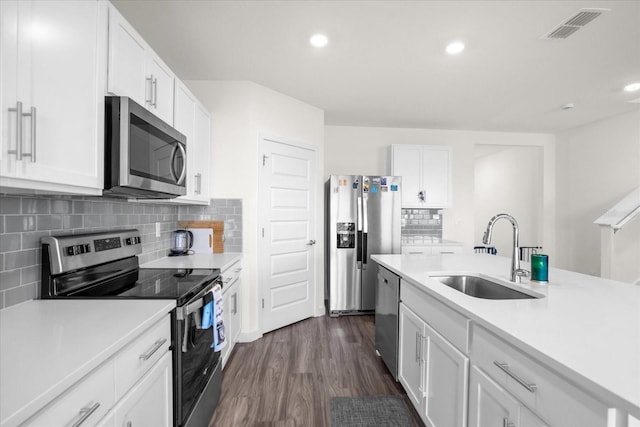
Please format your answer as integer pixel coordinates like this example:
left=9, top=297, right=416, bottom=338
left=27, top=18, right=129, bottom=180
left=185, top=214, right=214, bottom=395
left=178, top=220, right=224, bottom=253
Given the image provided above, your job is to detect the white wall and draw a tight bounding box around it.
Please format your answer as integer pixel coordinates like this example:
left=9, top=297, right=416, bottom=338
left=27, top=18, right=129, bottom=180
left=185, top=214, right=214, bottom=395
left=474, top=146, right=543, bottom=257
left=186, top=80, right=325, bottom=340
left=556, top=110, right=640, bottom=282
left=325, top=126, right=556, bottom=260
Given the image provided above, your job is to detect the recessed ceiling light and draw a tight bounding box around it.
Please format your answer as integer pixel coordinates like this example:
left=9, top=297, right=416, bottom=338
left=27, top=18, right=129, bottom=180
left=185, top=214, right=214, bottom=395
left=310, top=34, right=328, bottom=48
left=446, top=41, right=465, bottom=55
left=623, top=82, right=640, bottom=92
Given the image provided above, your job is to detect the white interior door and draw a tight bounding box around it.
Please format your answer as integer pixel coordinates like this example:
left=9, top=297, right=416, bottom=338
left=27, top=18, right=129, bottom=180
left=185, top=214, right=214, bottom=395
left=258, top=134, right=316, bottom=334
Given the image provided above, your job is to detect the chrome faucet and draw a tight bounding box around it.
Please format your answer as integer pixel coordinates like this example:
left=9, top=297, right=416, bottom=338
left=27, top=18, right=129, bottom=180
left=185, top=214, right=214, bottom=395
left=482, top=213, right=529, bottom=283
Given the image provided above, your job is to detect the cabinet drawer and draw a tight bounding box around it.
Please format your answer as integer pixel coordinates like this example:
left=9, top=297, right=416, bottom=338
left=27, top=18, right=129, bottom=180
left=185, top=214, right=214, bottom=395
left=400, top=279, right=468, bottom=353
left=471, top=325, right=607, bottom=427
left=24, top=360, right=114, bottom=427
left=114, top=316, right=171, bottom=399
left=401, top=246, right=432, bottom=255
left=221, top=259, right=242, bottom=292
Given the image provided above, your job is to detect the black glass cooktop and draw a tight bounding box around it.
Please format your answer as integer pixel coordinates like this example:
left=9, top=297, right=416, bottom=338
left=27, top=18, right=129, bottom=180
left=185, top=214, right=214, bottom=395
left=49, top=263, right=219, bottom=306
left=120, top=268, right=218, bottom=303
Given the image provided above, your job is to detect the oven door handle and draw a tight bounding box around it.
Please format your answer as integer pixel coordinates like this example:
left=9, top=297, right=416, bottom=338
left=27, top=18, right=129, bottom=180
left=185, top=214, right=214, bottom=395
left=176, top=281, right=216, bottom=321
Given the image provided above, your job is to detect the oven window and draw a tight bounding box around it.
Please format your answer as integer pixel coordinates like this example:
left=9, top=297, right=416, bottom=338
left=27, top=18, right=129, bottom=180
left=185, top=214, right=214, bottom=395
left=129, top=113, right=185, bottom=185
left=180, top=311, right=219, bottom=423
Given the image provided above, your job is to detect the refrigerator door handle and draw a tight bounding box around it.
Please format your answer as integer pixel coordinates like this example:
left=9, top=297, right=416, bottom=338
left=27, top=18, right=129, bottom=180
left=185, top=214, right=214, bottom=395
left=356, top=196, right=363, bottom=269
left=362, top=196, right=368, bottom=269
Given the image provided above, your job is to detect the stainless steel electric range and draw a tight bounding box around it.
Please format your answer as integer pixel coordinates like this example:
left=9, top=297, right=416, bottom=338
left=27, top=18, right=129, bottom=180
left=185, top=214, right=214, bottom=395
left=40, top=229, right=222, bottom=427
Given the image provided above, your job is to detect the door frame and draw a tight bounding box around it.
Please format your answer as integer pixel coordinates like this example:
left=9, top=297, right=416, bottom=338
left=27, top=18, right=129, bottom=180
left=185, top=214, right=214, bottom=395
left=256, top=132, right=319, bottom=335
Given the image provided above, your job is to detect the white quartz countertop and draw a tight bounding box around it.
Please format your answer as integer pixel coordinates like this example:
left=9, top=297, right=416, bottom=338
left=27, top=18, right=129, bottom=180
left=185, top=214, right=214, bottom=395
left=370, top=253, right=640, bottom=419
left=141, top=253, right=242, bottom=272
left=0, top=299, right=176, bottom=427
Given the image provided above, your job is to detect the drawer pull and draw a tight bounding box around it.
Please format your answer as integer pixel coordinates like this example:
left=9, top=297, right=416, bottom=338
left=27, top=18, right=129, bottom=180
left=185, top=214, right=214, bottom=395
left=503, top=418, right=515, bottom=427
left=494, top=361, right=537, bottom=393
left=71, top=402, right=100, bottom=427
left=139, top=338, right=167, bottom=361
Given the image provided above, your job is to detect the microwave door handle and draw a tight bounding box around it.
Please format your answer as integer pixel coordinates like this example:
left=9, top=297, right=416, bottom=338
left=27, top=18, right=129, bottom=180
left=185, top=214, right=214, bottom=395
left=169, top=143, right=187, bottom=185
left=175, top=143, right=187, bottom=185
left=169, top=144, right=179, bottom=182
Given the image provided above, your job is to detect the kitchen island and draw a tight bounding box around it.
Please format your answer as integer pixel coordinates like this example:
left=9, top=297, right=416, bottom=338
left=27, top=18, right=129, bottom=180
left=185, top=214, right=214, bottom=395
left=371, top=253, right=640, bottom=426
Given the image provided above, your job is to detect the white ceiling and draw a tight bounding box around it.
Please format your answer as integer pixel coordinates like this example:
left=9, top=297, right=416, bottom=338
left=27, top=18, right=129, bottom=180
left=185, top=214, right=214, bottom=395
left=112, top=0, right=640, bottom=133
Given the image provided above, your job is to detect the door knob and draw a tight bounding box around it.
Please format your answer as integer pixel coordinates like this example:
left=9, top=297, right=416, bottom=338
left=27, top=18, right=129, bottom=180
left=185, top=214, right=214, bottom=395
left=306, top=240, right=317, bottom=246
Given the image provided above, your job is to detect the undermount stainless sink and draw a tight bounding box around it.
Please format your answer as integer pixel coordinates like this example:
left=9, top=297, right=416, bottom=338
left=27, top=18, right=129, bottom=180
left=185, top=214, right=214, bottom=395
left=431, top=275, right=539, bottom=300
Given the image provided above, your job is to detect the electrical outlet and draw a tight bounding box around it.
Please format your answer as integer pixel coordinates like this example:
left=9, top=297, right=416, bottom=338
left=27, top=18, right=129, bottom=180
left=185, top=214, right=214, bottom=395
left=156, top=222, right=161, bottom=238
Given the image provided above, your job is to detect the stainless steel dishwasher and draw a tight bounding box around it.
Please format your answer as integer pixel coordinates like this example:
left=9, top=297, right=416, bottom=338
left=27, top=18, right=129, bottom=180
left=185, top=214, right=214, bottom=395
left=375, top=264, right=401, bottom=380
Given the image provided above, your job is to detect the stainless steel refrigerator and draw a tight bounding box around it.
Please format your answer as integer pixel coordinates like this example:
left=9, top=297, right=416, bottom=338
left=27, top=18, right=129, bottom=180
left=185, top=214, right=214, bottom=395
left=326, top=175, right=402, bottom=315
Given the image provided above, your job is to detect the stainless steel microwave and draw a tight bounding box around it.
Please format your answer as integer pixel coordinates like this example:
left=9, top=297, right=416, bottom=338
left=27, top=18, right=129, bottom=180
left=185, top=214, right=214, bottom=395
left=104, top=96, right=187, bottom=198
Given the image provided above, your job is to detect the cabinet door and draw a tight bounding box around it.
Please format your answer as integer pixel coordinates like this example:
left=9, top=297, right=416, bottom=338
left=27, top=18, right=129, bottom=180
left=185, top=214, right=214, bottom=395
left=391, top=145, right=423, bottom=208
left=398, top=303, right=426, bottom=412
left=468, top=366, right=520, bottom=427
left=0, top=1, right=19, bottom=178
left=1, top=0, right=105, bottom=194
left=146, top=55, right=174, bottom=125
left=114, top=352, right=173, bottom=427
left=221, top=289, right=232, bottom=368
left=173, top=80, right=197, bottom=200
left=423, top=323, right=469, bottom=427
left=194, top=103, right=211, bottom=200
left=421, top=146, right=452, bottom=208
left=107, top=6, right=147, bottom=106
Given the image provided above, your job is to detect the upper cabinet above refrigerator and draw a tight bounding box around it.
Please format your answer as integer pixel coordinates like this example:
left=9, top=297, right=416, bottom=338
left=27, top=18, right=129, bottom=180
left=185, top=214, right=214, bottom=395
left=390, top=144, right=452, bottom=208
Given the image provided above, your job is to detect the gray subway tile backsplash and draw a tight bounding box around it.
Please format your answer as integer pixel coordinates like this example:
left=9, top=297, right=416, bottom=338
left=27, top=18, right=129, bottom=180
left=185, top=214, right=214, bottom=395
left=401, top=208, right=443, bottom=239
left=0, top=195, right=243, bottom=309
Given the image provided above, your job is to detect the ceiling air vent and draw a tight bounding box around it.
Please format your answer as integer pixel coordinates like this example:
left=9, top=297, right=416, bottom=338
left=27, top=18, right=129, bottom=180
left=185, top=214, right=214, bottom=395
left=544, top=8, right=609, bottom=40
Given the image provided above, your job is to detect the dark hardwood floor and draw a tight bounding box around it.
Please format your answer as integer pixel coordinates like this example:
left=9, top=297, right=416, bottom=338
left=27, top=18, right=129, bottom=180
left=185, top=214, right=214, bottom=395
left=209, top=315, right=423, bottom=427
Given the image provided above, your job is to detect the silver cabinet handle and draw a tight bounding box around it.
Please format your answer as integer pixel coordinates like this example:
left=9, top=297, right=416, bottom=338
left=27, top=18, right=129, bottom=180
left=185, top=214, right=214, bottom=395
left=145, top=75, right=154, bottom=104
left=194, top=172, right=202, bottom=194
left=415, top=331, right=420, bottom=363
left=233, top=267, right=242, bottom=273
left=8, top=101, right=23, bottom=160
left=152, top=77, right=158, bottom=107
left=22, top=106, right=36, bottom=162
left=494, top=361, right=537, bottom=393
left=71, top=402, right=100, bottom=427
left=503, top=418, right=515, bottom=427
left=139, top=338, right=167, bottom=361
left=306, top=239, right=316, bottom=246
left=232, top=292, right=237, bottom=314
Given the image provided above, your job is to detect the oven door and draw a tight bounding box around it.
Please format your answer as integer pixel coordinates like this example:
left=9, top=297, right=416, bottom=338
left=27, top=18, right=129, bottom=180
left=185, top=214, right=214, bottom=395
left=175, top=284, right=222, bottom=427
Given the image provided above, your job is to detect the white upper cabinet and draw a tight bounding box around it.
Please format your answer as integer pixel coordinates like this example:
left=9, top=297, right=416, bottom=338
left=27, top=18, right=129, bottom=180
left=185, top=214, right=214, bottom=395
left=172, top=80, right=211, bottom=205
left=390, top=144, right=452, bottom=208
left=107, top=5, right=174, bottom=125
left=0, top=0, right=107, bottom=195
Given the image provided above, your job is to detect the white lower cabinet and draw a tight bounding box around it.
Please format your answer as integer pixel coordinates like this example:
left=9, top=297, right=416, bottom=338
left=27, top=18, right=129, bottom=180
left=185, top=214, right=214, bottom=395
left=24, top=315, right=172, bottom=427
left=113, top=351, right=173, bottom=427
left=471, top=325, right=608, bottom=427
left=398, top=302, right=469, bottom=427
left=221, top=259, right=243, bottom=368
left=469, top=366, right=549, bottom=427
left=23, top=360, right=114, bottom=427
